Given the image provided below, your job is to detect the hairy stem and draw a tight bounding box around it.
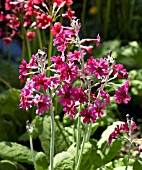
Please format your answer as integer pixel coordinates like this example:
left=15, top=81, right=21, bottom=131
left=29, top=135, right=37, bottom=170
left=50, top=89, right=54, bottom=170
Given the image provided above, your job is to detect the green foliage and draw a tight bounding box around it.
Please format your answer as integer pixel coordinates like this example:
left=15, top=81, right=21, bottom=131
left=0, top=160, right=26, bottom=170
left=0, top=89, right=30, bottom=141
left=0, top=142, right=35, bottom=164
left=39, top=116, right=71, bottom=163
left=35, top=152, right=48, bottom=170
left=97, top=121, right=123, bottom=163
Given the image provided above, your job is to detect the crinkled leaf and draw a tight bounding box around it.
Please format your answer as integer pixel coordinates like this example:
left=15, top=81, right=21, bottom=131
left=97, top=121, right=124, bottom=164
left=39, top=116, right=71, bottom=163
left=53, top=152, right=74, bottom=170
left=0, top=142, right=35, bottom=164
left=133, top=153, right=142, bottom=170
left=67, top=142, right=103, bottom=170
left=35, top=152, right=48, bottom=170
left=0, top=160, right=26, bottom=170
left=0, top=89, right=30, bottom=141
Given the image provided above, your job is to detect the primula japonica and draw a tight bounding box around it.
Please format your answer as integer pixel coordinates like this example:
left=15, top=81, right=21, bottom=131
left=1, top=0, right=133, bottom=169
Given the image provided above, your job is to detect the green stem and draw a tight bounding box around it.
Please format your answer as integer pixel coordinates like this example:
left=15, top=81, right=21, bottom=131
left=125, top=130, right=132, bottom=170
left=41, top=29, right=46, bottom=47
left=8, top=45, right=11, bottom=81
left=37, top=27, right=43, bottom=50
left=103, top=0, right=111, bottom=39
left=22, top=38, right=25, bottom=60
left=0, top=77, right=12, bottom=89
left=50, top=89, right=54, bottom=170
left=29, top=135, right=37, bottom=170
left=75, top=126, right=88, bottom=170
left=47, top=24, right=53, bottom=77
left=75, top=114, right=81, bottom=165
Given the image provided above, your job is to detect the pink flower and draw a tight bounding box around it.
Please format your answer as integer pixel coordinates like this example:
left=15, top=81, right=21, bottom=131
left=63, top=102, right=77, bottom=119
left=67, top=50, right=86, bottom=62
left=74, top=87, right=88, bottom=104
left=114, top=79, right=131, bottom=104
left=5, top=14, right=21, bottom=29
left=34, top=93, right=50, bottom=115
left=100, top=90, right=110, bottom=105
left=80, top=108, right=97, bottom=124
left=32, top=74, right=49, bottom=91
left=37, top=13, right=52, bottom=29
left=27, top=55, right=37, bottom=68
left=19, top=88, right=33, bottom=110
left=86, top=57, right=109, bottom=79
left=57, top=83, right=75, bottom=106
left=2, top=37, right=12, bottom=45
left=62, top=8, right=75, bottom=20
left=50, top=55, right=65, bottom=70
left=112, top=64, right=128, bottom=79
left=51, top=22, right=62, bottom=36
left=108, top=121, right=137, bottom=146
left=92, top=99, right=107, bottom=118
left=59, top=61, right=78, bottom=82
left=53, top=0, right=73, bottom=7
left=19, top=59, right=28, bottom=82
left=27, top=31, right=36, bottom=41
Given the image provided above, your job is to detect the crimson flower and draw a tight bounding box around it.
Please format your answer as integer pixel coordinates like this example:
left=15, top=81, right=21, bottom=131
left=67, top=50, right=86, bottom=62
left=80, top=108, right=97, bottom=124
left=27, top=31, right=36, bottom=41
left=32, top=74, right=49, bottom=91
left=59, top=61, right=78, bottom=82
left=51, top=22, right=62, bottom=36
left=37, top=13, right=52, bottom=29
left=34, top=93, right=50, bottom=115
left=63, top=102, right=77, bottom=119
left=19, top=88, right=33, bottom=110
left=62, top=8, right=75, bottom=20
left=112, top=64, right=128, bottom=79
left=114, top=79, right=131, bottom=104
left=86, top=57, right=109, bottom=79
left=57, top=83, right=76, bottom=106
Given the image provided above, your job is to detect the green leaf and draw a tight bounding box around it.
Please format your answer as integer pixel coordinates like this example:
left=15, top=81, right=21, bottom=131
left=0, top=142, right=35, bottom=164
left=35, top=152, right=48, bottom=170
left=0, top=160, right=26, bottom=170
left=53, top=152, right=74, bottom=170
left=67, top=142, right=103, bottom=170
left=133, top=153, right=142, bottom=170
left=97, top=121, right=124, bottom=164
left=39, top=116, right=71, bottom=164
left=0, top=89, right=30, bottom=141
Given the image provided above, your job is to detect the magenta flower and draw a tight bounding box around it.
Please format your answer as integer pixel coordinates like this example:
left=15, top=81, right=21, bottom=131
left=57, top=83, right=75, bottom=106
left=19, top=59, right=28, bottom=82
left=27, top=31, right=36, bottom=41
left=50, top=55, right=65, bottom=70
left=80, top=108, right=97, bottom=124
left=67, top=50, right=86, bottom=62
left=34, top=93, right=50, bottom=115
left=19, top=88, right=33, bottom=110
left=63, top=102, right=77, bottom=119
left=32, top=74, right=49, bottom=91
left=100, top=90, right=110, bottom=105
left=92, top=99, right=107, bottom=118
left=27, top=55, right=37, bottom=68
left=59, top=61, right=78, bottom=82
left=86, top=57, right=109, bottom=79
left=51, top=22, right=62, bottom=36
left=108, top=121, right=137, bottom=146
left=74, top=87, right=88, bottom=104
left=114, top=79, right=131, bottom=104
left=37, top=13, right=52, bottom=29
left=62, top=8, right=75, bottom=20
left=112, top=64, right=128, bottom=79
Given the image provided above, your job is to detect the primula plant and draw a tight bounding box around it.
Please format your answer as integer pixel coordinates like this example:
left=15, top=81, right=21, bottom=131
left=1, top=0, right=142, bottom=170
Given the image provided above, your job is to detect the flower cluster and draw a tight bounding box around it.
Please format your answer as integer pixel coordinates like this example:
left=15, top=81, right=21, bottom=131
left=0, top=0, right=75, bottom=45
left=18, top=1, right=131, bottom=124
